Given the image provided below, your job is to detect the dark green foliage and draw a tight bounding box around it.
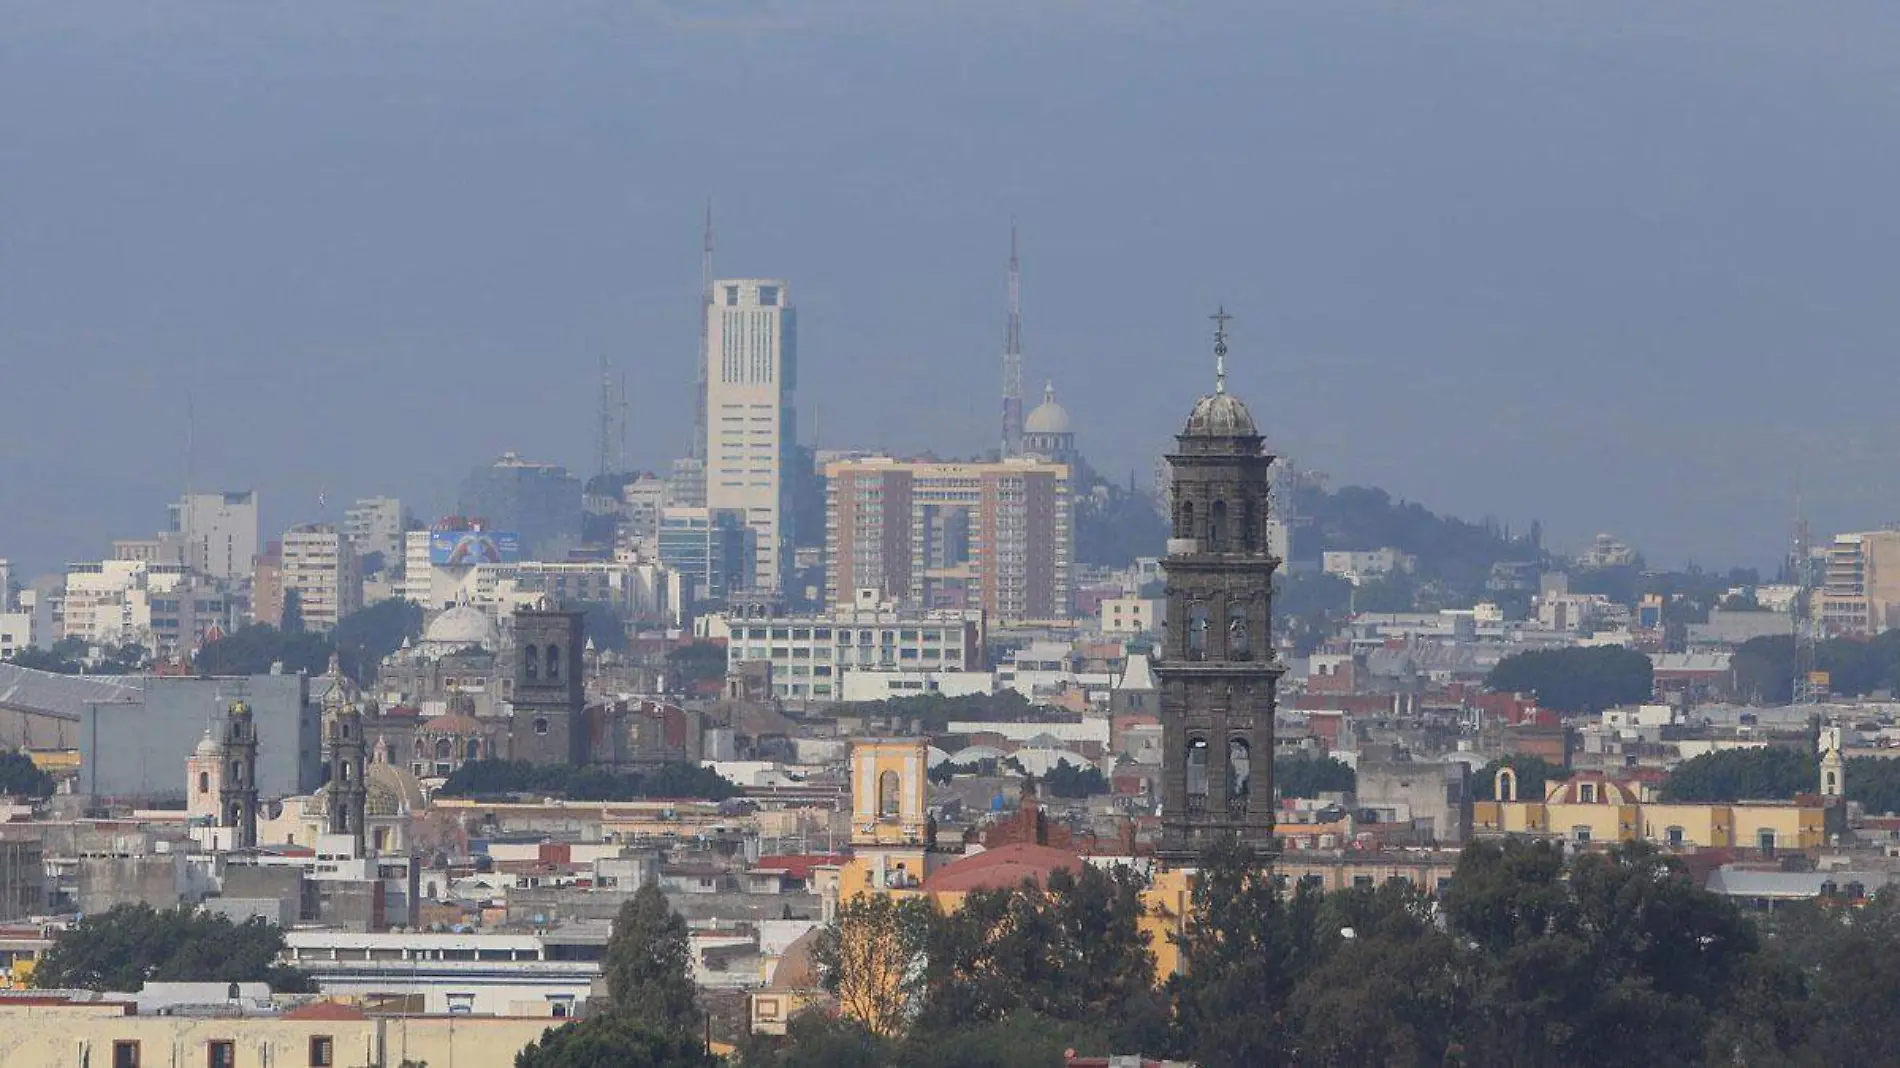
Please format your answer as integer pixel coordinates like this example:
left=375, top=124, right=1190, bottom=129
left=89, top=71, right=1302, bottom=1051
left=1847, top=755, right=1900, bottom=815
left=281, top=588, right=306, bottom=634
left=574, top=600, right=630, bottom=654
left=1295, top=483, right=1541, bottom=601
left=193, top=623, right=332, bottom=678
left=437, top=760, right=737, bottom=802
left=836, top=689, right=1043, bottom=734
left=512, top=1013, right=716, bottom=1068
left=1075, top=485, right=1168, bottom=568
left=602, top=884, right=702, bottom=1034
left=6, top=641, right=147, bottom=675
left=1273, top=571, right=1354, bottom=655
left=1272, top=754, right=1355, bottom=798
left=330, top=597, right=424, bottom=681
left=0, top=748, right=54, bottom=799
left=665, top=641, right=729, bottom=691
left=1471, top=755, right=1563, bottom=801
left=1660, top=746, right=1814, bottom=802
left=1039, top=759, right=1108, bottom=798
left=1486, top=644, right=1654, bottom=714
left=32, top=904, right=313, bottom=992
left=1733, top=630, right=1900, bottom=705
left=1286, top=880, right=1463, bottom=1067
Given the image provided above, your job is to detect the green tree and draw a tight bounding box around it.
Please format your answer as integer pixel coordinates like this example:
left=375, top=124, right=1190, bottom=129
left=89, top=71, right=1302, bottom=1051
left=1660, top=746, right=1814, bottom=802
left=0, top=748, right=54, bottom=799
left=1168, top=837, right=1326, bottom=1067
left=1847, top=755, right=1900, bottom=815
left=1273, top=754, right=1355, bottom=798
left=1485, top=645, right=1653, bottom=715
left=814, top=893, right=932, bottom=1039
left=32, top=904, right=312, bottom=992
left=1471, top=755, right=1563, bottom=801
left=666, top=641, right=729, bottom=692
left=1039, top=759, right=1108, bottom=799
left=512, top=1013, right=717, bottom=1068
left=436, top=759, right=737, bottom=802
left=281, top=588, right=306, bottom=634
left=5, top=645, right=84, bottom=673
left=331, top=597, right=424, bottom=683
left=193, top=623, right=333, bottom=677
left=602, top=884, right=701, bottom=1035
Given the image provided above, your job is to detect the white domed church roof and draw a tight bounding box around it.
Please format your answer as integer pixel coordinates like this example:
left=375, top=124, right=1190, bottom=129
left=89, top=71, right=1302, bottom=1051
left=422, top=605, right=500, bottom=651
left=1023, top=382, right=1073, bottom=436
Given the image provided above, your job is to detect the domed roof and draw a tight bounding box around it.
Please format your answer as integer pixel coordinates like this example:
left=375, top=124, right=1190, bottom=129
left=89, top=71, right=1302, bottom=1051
left=309, top=761, right=427, bottom=819
left=922, top=843, right=1084, bottom=894
left=1023, top=381, right=1072, bottom=436
left=423, top=605, right=500, bottom=650
left=1182, top=392, right=1258, bottom=438
left=194, top=728, right=224, bottom=760
left=421, top=712, right=485, bottom=735
left=768, top=927, right=823, bottom=990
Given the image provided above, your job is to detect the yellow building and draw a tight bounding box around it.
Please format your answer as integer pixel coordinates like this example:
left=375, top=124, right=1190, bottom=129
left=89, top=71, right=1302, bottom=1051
left=0, top=998, right=562, bottom=1067
left=1474, top=768, right=1825, bottom=852
left=837, top=738, right=940, bottom=899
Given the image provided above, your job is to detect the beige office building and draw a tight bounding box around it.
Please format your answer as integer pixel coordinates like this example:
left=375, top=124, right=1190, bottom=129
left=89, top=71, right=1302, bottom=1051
left=1819, top=530, right=1900, bottom=636
left=704, top=278, right=797, bottom=592
left=282, top=524, right=363, bottom=632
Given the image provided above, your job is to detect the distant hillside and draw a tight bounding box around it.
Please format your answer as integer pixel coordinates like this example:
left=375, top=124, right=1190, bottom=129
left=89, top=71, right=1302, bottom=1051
left=1294, top=484, right=1544, bottom=600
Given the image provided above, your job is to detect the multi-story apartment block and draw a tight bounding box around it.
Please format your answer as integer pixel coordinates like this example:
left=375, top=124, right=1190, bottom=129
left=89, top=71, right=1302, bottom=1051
left=704, top=279, right=797, bottom=591
left=704, top=594, right=984, bottom=701
left=825, top=456, right=1072, bottom=624
left=424, top=558, right=679, bottom=628
left=344, top=496, right=405, bottom=562
left=281, top=525, right=363, bottom=632
left=61, top=560, right=226, bottom=653
left=167, top=491, right=260, bottom=582
left=1819, top=530, right=1900, bottom=636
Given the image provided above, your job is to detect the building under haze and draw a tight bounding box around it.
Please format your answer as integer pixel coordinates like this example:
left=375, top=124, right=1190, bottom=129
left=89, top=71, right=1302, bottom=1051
left=704, top=279, right=797, bottom=592
left=824, top=456, right=1072, bottom=624
left=166, top=491, right=260, bottom=583
left=458, top=453, right=583, bottom=562
left=657, top=506, right=754, bottom=611
left=344, top=495, right=405, bottom=563
left=281, top=524, right=363, bottom=632
left=1819, top=530, right=1900, bottom=636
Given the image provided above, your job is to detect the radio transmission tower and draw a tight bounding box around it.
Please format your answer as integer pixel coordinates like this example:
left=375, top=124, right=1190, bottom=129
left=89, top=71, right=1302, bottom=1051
left=1000, top=224, right=1024, bottom=457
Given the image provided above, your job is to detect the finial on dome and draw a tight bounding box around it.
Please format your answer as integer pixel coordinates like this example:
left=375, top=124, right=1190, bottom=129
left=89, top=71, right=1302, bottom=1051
left=1043, top=380, right=1055, bottom=404
left=1210, top=306, right=1232, bottom=395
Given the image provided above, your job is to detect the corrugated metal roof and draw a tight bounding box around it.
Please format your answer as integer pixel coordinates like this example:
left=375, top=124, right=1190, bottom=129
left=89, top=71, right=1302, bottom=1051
left=0, top=663, right=140, bottom=720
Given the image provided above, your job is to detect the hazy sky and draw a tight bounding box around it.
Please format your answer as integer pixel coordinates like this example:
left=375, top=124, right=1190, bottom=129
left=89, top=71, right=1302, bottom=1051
left=4, top=1, right=1899, bottom=578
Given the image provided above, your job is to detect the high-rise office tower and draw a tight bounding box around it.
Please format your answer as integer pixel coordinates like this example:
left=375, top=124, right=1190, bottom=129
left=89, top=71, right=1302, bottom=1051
left=457, top=453, right=583, bottom=561
left=168, top=491, right=259, bottom=582
left=281, top=524, right=363, bottom=632
left=704, top=278, right=797, bottom=591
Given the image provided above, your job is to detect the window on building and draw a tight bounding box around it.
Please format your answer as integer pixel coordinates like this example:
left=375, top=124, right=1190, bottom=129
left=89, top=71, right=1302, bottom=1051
left=524, top=644, right=539, bottom=682
left=208, top=1041, right=237, bottom=1068
left=1572, top=826, right=1592, bottom=844
left=534, top=717, right=550, bottom=736
left=546, top=644, right=561, bottom=681
left=1578, top=782, right=1597, bottom=804
left=309, top=1035, right=335, bottom=1067
left=113, top=1041, right=141, bottom=1068
left=1666, top=826, right=1685, bottom=847
left=878, top=770, right=902, bottom=818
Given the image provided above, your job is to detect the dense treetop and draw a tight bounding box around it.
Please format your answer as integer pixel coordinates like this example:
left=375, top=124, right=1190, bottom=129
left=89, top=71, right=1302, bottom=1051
left=437, top=759, right=738, bottom=803
left=1486, top=644, right=1654, bottom=715
left=32, top=905, right=312, bottom=993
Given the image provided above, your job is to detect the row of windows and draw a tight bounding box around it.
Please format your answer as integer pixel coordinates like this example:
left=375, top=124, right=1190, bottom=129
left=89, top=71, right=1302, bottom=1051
left=110, top=1035, right=333, bottom=1068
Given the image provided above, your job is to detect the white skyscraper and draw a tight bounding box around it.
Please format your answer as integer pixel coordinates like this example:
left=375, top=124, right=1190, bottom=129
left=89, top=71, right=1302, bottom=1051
left=167, top=491, right=259, bottom=582
left=704, top=278, right=796, bottom=591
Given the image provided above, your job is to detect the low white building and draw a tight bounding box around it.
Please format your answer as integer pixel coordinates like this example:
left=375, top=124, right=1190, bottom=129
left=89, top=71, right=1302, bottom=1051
left=1099, top=596, right=1163, bottom=636
left=1322, top=548, right=1416, bottom=585
left=703, top=596, right=984, bottom=701
left=839, top=668, right=995, bottom=702
left=282, top=928, right=604, bottom=1017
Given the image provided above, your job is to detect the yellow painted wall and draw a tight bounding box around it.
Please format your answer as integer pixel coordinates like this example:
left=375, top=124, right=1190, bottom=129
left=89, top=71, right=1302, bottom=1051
left=1476, top=799, right=1823, bottom=849
left=0, top=1010, right=559, bottom=1068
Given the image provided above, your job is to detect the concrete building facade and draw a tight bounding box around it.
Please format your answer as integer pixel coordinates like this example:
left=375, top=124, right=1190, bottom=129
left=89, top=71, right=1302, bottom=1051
left=344, top=496, right=405, bottom=562
left=282, top=525, right=362, bottom=632
left=824, top=456, right=1073, bottom=624
left=704, top=278, right=797, bottom=592
left=458, top=453, right=584, bottom=562
left=167, top=491, right=260, bottom=582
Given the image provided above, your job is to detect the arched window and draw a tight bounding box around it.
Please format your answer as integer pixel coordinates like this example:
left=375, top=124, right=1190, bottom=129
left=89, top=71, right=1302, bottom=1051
left=198, top=771, right=210, bottom=795
left=1186, top=738, right=1210, bottom=804
left=340, top=761, right=352, bottom=783
left=1495, top=766, right=1518, bottom=803
left=1227, top=605, right=1251, bottom=661
left=533, top=717, right=550, bottom=736
left=1188, top=605, right=1210, bottom=661
left=878, top=770, right=902, bottom=818
left=547, top=645, right=561, bottom=681
left=1177, top=500, right=1195, bottom=541
left=1826, top=770, right=1839, bottom=793
left=1242, top=500, right=1258, bottom=551
left=467, top=739, right=482, bottom=763
left=374, top=828, right=390, bottom=852
left=1208, top=500, right=1227, bottom=551
left=435, top=738, right=453, bottom=760
left=230, top=760, right=242, bottom=783
left=414, top=737, right=426, bottom=757
left=524, top=644, right=539, bottom=682
left=1228, top=738, right=1251, bottom=818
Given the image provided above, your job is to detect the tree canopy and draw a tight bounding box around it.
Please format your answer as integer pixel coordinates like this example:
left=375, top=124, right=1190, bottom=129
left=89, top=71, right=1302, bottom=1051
left=1039, top=759, right=1108, bottom=799
left=437, top=759, right=738, bottom=802
left=1472, top=754, right=1564, bottom=801
left=1486, top=644, right=1654, bottom=715
left=1661, top=746, right=1815, bottom=802
left=32, top=904, right=312, bottom=993
left=1273, top=754, right=1355, bottom=798
left=0, top=748, right=54, bottom=799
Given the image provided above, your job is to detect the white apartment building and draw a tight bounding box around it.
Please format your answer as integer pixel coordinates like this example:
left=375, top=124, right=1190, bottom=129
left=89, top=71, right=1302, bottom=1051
left=701, top=594, right=983, bottom=701
left=425, top=558, right=680, bottom=628
left=1099, top=596, right=1164, bottom=636
left=704, top=278, right=796, bottom=592
left=344, top=496, right=405, bottom=562
left=167, top=491, right=259, bottom=582
left=60, top=560, right=226, bottom=652
left=282, top=524, right=363, bottom=632
left=1322, top=548, right=1416, bottom=585
left=0, top=611, right=34, bottom=659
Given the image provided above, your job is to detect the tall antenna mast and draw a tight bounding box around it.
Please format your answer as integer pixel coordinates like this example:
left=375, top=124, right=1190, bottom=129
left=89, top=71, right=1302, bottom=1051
left=693, top=197, right=714, bottom=462
left=184, top=392, right=196, bottom=574
left=1000, top=223, right=1024, bottom=457
left=1792, top=470, right=1817, bottom=704
left=596, top=353, right=615, bottom=481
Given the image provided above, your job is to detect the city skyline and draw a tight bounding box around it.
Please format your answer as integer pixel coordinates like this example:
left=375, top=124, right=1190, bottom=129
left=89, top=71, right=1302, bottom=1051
left=8, top=3, right=1900, bottom=575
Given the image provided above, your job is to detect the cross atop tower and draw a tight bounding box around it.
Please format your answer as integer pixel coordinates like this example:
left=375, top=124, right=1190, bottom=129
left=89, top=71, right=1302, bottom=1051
left=1210, top=306, right=1232, bottom=394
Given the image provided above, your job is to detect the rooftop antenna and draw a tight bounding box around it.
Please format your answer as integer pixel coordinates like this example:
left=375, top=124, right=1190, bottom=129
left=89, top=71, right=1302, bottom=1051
left=693, top=197, right=714, bottom=462
left=619, top=369, right=630, bottom=476
left=1210, top=306, right=1232, bottom=393
left=1001, top=223, right=1024, bottom=457
left=596, top=353, right=615, bottom=480
left=1792, top=466, right=1817, bottom=704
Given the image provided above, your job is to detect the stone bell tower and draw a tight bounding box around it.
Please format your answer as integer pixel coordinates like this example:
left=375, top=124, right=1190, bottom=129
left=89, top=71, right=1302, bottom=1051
left=1157, top=309, right=1283, bottom=861
left=217, top=700, right=261, bottom=849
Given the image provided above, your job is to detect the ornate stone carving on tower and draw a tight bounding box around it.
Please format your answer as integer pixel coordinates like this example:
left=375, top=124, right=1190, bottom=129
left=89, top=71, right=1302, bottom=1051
left=217, top=700, right=261, bottom=849
left=1157, top=309, right=1283, bottom=860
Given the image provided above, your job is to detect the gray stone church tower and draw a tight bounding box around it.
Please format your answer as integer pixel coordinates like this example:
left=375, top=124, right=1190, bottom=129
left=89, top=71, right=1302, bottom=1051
left=1158, top=311, right=1282, bottom=860
left=510, top=608, right=588, bottom=766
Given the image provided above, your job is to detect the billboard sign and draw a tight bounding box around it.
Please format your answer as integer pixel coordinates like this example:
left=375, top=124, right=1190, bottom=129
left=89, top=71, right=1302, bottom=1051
left=430, top=530, right=521, bottom=566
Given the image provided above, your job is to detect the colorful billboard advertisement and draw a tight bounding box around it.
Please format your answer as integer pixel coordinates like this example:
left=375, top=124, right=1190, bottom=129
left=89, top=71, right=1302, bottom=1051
left=429, top=530, right=521, bottom=565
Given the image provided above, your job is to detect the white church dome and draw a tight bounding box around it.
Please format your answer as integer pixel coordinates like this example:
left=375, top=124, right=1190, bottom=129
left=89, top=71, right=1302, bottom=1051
left=422, top=605, right=500, bottom=651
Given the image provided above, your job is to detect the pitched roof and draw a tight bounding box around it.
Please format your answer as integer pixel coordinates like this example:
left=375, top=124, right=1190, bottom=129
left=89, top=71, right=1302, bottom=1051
left=921, top=843, right=1084, bottom=894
